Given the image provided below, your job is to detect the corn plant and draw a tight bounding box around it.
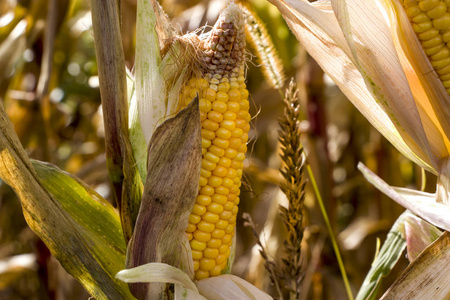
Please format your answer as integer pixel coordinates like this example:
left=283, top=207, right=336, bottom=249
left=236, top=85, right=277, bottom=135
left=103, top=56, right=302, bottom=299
left=269, top=0, right=449, bottom=299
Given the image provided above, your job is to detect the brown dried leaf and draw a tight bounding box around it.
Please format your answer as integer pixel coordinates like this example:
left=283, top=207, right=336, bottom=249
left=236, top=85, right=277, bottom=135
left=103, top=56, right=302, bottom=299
left=381, top=231, right=450, bottom=300
left=126, top=97, right=202, bottom=299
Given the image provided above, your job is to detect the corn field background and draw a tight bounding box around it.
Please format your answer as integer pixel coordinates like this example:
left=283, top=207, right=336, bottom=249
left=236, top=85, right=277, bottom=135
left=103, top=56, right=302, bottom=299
left=0, top=0, right=445, bottom=299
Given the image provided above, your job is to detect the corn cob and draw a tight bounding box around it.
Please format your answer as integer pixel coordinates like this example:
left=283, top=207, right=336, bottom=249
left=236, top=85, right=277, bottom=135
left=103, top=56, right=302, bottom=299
left=403, top=0, right=450, bottom=94
left=178, top=4, right=249, bottom=280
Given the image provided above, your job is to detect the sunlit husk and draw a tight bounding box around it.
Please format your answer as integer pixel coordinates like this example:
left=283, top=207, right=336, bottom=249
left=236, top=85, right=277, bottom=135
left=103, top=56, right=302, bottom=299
left=269, top=0, right=436, bottom=172
left=116, top=263, right=273, bottom=300
left=358, top=162, right=450, bottom=231
left=404, top=213, right=442, bottom=262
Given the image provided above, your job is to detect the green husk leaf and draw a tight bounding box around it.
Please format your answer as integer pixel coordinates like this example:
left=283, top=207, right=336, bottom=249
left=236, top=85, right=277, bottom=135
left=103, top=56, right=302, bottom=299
left=356, top=212, right=407, bottom=300
left=0, top=98, right=134, bottom=299
left=126, top=97, right=202, bottom=299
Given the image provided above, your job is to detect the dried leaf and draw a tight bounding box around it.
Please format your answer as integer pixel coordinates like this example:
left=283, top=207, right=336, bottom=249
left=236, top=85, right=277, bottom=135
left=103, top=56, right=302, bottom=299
left=380, top=232, right=450, bottom=300
left=91, top=0, right=142, bottom=242
left=126, top=98, right=202, bottom=299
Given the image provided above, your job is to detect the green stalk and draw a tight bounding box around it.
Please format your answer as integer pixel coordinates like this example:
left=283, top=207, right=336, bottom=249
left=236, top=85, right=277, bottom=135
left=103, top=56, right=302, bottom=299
left=306, top=164, right=353, bottom=300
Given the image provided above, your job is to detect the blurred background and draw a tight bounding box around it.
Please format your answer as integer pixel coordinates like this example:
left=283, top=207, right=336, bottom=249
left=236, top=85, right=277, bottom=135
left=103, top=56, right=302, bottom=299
left=0, top=0, right=437, bottom=299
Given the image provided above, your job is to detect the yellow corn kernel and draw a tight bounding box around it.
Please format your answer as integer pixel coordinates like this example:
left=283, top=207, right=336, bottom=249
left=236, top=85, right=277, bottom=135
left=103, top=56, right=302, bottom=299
left=209, top=145, right=225, bottom=157
left=200, top=258, right=216, bottom=271
left=195, top=270, right=209, bottom=280
left=212, top=101, right=228, bottom=113
left=431, top=57, right=450, bottom=68
left=192, top=250, right=203, bottom=260
left=222, top=234, right=232, bottom=244
left=186, top=223, right=196, bottom=233
left=199, top=176, right=208, bottom=187
left=215, top=220, right=228, bottom=230
left=207, top=202, right=224, bottom=214
left=219, top=244, right=229, bottom=254
left=194, top=230, right=211, bottom=243
left=418, top=28, right=439, bottom=40
left=218, top=157, right=232, bottom=168
left=213, top=138, right=230, bottom=149
left=185, top=4, right=248, bottom=279
left=222, top=178, right=234, bottom=189
left=196, top=195, right=212, bottom=206
left=427, top=2, right=446, bottom=18
left=197, top=221, right=215, bottom=232
left=218, top=82, right=230, bottom=92
left=201, top=129, right=215, bottom=140
left=215, top=186, right=230, bottom=196
left=202, top=212, right=220, bottom=223
left=208, top=176, right=223, bottom=187
left=212, top=165, right=228, bottom=177
left=211, top=229, right=226, bottom=239
left=191, top=239, right=207, bottom=251
left=201, top=159, right=217, bottom=171
left=204, top=248, right=219, bottom=259
left=223, top=111, right=236, bottom=120
left=209, top=265, right=222, bottom=277
left=403, top=1, right=450, bottom=95
left=227, top=101, right=240, bottom=112
left=201, top=138, right=211, bottom=149
left=412, top=12, right=430, bottom=24
left=220, top=120, right=236, bottom=131
left=225, top=148, right=238, bottom=159
left=189, top=214, right=201, bottom=224
left=220, top=210, right=232, bottom=220
left=413, top=21, right=432, bottom=32
left=212, top=194, right=227, bottom=205
left=207, top=238, right=222, bottom=248
left=224, top=201, right=235, bottom=211
left=216, top=91, right=229, bottom=102
left=419, top=0, right=439, bottom=11
left=200, top=168, right=211, bottom=178
left=203, top=119, right=219, bottom=131
left=208, top=111, right=223, bottom=123
left=433, top=13, right=450, bottom=30
left=193, top=260, right=199, bottom=271
left=216, top=128, right=232, bottom=139
left=216, top=254, right=227, bottom=265
left=200, top=185, right=215, bottom=196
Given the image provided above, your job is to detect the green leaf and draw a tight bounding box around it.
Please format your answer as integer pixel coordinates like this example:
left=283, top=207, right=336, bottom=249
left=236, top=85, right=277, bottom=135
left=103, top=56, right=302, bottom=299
left=356, top=212, right=407, bottom=300
left=0, top=98, right=134, bottom=299
left=31, top=160, right=135, bottom=299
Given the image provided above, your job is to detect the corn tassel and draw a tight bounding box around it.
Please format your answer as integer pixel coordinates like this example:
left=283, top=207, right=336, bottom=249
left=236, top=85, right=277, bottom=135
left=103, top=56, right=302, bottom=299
left=178, top=3, right=249, bottom=280
left=403, top=0, right=450, bottom=94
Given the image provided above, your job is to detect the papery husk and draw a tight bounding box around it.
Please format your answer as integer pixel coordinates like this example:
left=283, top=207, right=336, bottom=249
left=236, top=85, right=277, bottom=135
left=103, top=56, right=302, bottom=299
left=126, top=98, right=202, bottom=299
left=380, top=232, right=450, bottom=300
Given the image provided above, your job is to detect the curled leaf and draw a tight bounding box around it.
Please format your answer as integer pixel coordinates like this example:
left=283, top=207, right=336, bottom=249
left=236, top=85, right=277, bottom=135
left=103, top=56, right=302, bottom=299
left=196, top=274, right=273, bottom=300
left=358, top=162, right=450, bottom=231
left=116, top=263, right=198, bottom=293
